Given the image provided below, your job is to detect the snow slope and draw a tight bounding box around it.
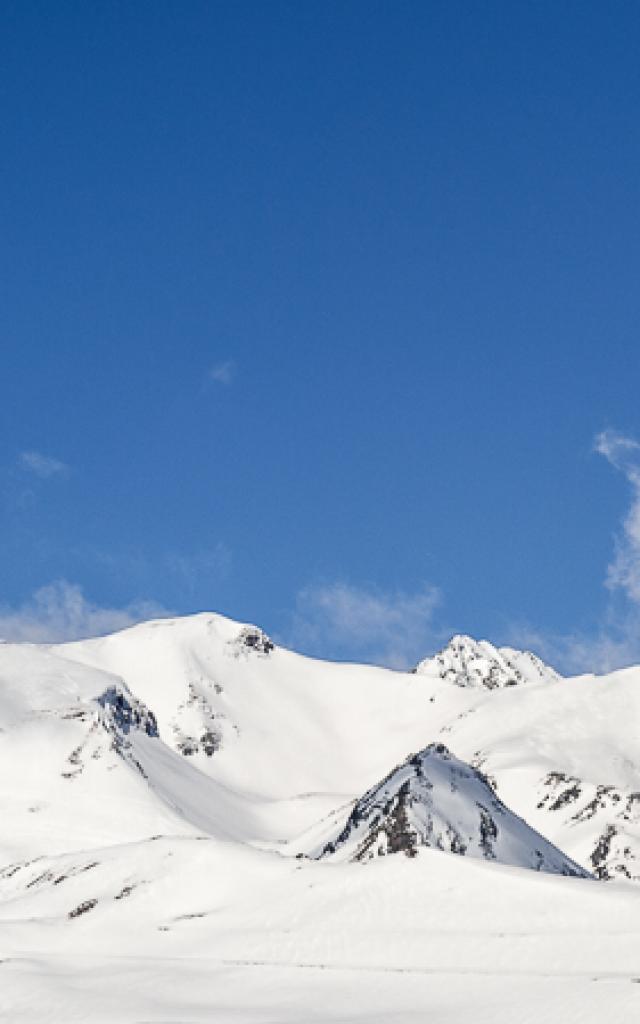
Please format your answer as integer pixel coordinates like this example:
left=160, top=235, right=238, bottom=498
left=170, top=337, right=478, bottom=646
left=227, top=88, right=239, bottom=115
left=1, top=833, right=639, bottom=1024
left=0, top=644, right=192, bottom=862
left=49, top=614, right=477, bottom=843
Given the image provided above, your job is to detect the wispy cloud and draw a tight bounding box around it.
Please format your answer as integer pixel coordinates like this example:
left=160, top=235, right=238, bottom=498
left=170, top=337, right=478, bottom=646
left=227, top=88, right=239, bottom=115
left=507, top=429, right=640, bottom=675
left=19, top=450, right=69, bottom=479
left=285, top=581, right=443, bottom=669
left=209, top=360, right=235, bottom=386
left=63, top=541, right=232, bottom=594
left=164, top=543, right=232, bottom=595
left=0, top=581, right=169, bottom=644
left=504, top=616, right=640, bottom=676
left=594, top=429, right=640, bottom=602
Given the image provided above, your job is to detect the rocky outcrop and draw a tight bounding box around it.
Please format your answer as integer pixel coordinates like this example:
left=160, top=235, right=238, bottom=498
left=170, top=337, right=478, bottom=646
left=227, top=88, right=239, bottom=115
left=414, top=635, right=559, bottom=689
left=95, top=685, right=159, bottom=774
left=171, top=681, right=225, bottom=758
left=231, top=626, right=275, bottom=657
left=537, top=770, right=640, bottom=880
left=97, top=687, right=158, bottom=738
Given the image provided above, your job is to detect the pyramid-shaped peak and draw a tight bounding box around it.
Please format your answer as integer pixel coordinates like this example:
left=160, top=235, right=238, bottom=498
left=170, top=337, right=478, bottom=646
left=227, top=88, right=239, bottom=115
left=312, top=743, right=589, bottom=877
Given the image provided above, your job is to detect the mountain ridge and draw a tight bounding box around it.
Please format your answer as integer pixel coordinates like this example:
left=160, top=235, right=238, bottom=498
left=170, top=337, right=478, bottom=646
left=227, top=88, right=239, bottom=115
left=1, top=610, right=639, bottom=882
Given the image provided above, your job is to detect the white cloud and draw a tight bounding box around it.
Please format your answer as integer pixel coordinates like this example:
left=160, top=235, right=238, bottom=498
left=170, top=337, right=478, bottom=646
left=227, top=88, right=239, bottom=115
left=209, top=360, right=235, bottom=385
left=505, top=429, right=640, bottom=675
left=505, top=617, right=640, bottom=676
left=19, top=451, right=69, bottom=479
left=286, top=581, right=443, bottom=669
left=594, top=429, right=640, bottom=602
left=0, top=581, right=169, bottom=644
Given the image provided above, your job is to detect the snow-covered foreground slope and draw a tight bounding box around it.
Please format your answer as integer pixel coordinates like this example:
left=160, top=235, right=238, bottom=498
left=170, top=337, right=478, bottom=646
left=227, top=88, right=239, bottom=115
left=2, top=834, right=640, bottom=1023
left=2, top=611, right=640, bottom=1021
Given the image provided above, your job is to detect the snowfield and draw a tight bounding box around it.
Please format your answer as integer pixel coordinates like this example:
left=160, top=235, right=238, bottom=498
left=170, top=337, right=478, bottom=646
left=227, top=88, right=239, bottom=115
left=1, top=612, right=640, bottom=1022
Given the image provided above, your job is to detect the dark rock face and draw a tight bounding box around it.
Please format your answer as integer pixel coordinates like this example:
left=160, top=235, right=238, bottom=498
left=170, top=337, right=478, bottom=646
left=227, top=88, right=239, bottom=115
left=337, top=780, right=420, bottom=861
left=97, top=687, right=158, bottom=738
left=55, top=685, right=159, bottom=784
left=94, top=685, right=159, bottom=776
left=234, top=626, right=275, bottom=656
left=537, top=771, right=640, bottom=881
left=591, top=826, right=619, bottom=879
left=171, top=681, right=225, bottom=759
left=314, top=743, right=590, bottom=878
left=200, top=730, right=221, bottom=756
left=176, top=728, right=222, bottom=758
left=478, top=806, right=499, bottom=859
left=68, top=898, right=97, bottom=919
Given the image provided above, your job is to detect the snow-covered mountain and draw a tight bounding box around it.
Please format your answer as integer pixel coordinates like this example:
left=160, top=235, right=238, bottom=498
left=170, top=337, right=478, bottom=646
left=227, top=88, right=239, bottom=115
left=309, top=742, right=589, bottom=876
left=2, top=611, right=640, bottom=1022
left=415, top=634, right=559, bottom=688
left=2, top=613, right=637, bottom=879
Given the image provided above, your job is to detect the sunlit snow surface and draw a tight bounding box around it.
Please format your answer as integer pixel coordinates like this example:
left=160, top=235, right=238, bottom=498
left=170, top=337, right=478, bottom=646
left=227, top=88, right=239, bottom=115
left=1, top=613, right=640, bottom=1022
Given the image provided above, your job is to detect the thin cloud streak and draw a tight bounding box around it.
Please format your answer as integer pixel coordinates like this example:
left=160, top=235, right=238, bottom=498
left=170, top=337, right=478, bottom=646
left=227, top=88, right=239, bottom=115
left=285, top=581, right=443, bottom=669
left=209, top=360, right=235, bottom=385
left=594, top=429, right=640, bottom=603
left=20, top=451, right=69, bottom=479
left=505, top=617, right=640, bottom=677
left=164, top=543, right=232, bottom=596
left=0, top=581, right=169, bottom=643
left=507, top=429, right=640, bottom=675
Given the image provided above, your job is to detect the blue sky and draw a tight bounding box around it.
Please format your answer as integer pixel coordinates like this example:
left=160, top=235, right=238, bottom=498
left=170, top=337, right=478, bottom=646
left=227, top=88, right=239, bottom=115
left=3, top=1, right=640, bottom=670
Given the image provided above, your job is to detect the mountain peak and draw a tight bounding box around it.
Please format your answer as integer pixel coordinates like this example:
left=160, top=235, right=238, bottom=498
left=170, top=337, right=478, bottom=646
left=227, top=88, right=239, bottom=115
left=313, top=743, right=589, bottom=877
left=414, top=635, right=559, bottom=689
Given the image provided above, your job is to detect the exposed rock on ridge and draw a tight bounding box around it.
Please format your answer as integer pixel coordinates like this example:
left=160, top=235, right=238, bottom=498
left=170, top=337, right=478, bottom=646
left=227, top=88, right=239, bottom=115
left=415, top=634, right=559, bottom=689
left=537, top=770, right=640, bottom=880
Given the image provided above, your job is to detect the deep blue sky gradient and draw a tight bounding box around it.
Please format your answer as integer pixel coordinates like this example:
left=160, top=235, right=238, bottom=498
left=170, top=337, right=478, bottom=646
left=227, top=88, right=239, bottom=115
left=2, top=1, right=640, bottom=660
